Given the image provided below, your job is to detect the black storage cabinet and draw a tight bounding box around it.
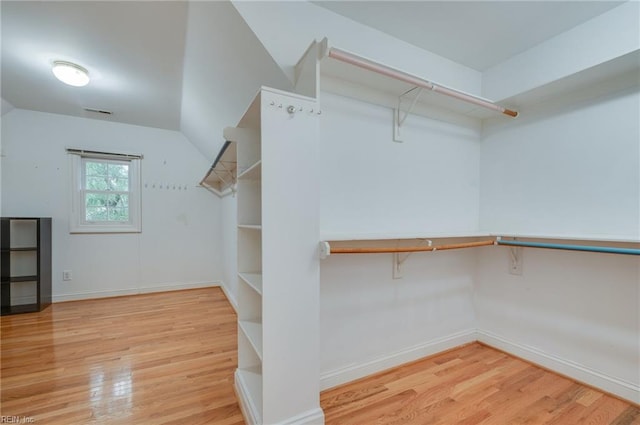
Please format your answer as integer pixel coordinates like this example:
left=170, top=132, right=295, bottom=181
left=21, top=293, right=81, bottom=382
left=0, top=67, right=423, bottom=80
left=1, top=217, right=52, bottom=315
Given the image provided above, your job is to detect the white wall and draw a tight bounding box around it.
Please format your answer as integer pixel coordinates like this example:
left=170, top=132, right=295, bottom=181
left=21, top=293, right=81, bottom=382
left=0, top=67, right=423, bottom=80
left=319, top=92, right=481, bottom=388
left=320, top=93, right=480, bottom=238
left=480, top=87, right=640, bottom=238
left=477, top=84, right=640, bottom=402
left=221, top=193, right=238, bottom=310
left=1, top=109, right=221, bottom=301
left=476, top=247, right=639, bottom=402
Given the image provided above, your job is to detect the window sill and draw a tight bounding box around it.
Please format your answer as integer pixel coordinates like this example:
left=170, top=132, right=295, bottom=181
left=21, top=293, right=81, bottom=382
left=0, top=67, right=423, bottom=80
left=70, top=223, right=141, bottom=234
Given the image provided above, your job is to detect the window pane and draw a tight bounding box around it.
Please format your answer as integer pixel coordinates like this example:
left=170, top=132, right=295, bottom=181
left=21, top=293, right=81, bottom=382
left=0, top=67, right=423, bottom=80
left=86, top=176, right=109, bottom=190
left=86, top=206, right=108, bottom=221
left=108, top=164, right=129, bottom=179
left=86, top=193, right=107, bottom=207
left=85, top=194, right=129, bottom=222
left=86, top=162, right=108, bottom=177
left=106, top=193, right=127, bottom=208
left=110, top=178, right=129, bottom=191
left=108, top=208, right=129, bottom=221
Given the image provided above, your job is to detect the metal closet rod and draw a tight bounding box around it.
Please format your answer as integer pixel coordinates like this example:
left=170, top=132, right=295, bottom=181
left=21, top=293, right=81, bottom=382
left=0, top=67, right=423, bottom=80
left=327, top=47, right=518, bottom=118
left=496, top=239, right=640, bottom=256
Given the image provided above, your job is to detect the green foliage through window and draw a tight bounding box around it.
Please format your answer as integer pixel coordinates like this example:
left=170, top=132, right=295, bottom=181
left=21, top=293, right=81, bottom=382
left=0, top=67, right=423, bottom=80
left=84, top=160, right=131, bottom=223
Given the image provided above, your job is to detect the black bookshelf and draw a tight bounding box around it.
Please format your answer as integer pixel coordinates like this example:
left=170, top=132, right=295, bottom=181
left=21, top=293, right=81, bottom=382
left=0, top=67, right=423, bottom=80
left=1, top=217, right=52, bottom=315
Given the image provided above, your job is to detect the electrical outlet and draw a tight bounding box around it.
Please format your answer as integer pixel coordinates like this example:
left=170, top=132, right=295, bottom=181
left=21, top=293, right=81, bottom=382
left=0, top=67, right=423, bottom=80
left=63, top=270, right=72, bottom=281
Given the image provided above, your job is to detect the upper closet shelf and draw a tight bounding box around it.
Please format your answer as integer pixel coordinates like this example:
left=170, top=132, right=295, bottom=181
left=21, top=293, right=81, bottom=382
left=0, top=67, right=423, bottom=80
left=320, top=234, right=640, bottom=259
left=294, top=38, right=519, bottom=129
left=496, top=50, right=640, bottom=113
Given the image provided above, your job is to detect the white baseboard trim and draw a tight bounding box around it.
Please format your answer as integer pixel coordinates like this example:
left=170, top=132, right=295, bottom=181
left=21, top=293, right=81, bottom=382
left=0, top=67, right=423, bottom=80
left=235, top=369, right=261, bottom=425
left=235, top=369, right=324, bottom=425
left=219, top=280, right=238, bottom=313
left=477, top=329, right=640, bottom=404
left=275, top=407, right=325, bottom=425
left=53, top=281, right=220, bottom=303
left=320, top=329, right=477, bottom=391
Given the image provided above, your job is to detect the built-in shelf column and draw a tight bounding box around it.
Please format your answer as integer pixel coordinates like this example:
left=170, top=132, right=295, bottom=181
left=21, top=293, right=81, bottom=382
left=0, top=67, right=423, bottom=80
left=233, top=87, right=323, bottom=425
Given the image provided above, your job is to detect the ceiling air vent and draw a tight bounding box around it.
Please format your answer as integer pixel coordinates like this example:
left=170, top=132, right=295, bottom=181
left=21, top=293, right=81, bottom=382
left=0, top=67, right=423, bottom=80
left=84, top=107, right=113, bottom=115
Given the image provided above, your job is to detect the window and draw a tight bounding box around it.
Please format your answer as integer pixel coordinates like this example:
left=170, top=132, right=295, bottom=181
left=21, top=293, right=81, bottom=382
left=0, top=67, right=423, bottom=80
left=69, top=150, right=141, bottom=233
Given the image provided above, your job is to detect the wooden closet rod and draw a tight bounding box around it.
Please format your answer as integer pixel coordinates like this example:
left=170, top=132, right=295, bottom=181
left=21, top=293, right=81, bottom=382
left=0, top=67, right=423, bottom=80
left=329, top=240, right=495, bottom=255
left=327, top=47, right=518, bottom=118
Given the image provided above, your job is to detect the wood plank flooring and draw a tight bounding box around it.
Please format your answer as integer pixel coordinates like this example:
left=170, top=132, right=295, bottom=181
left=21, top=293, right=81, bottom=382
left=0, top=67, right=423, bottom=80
left=321, top=342, right=640, bottom=425
left=1, top=288, right=244, bottom=425
left=2, top=288, right=638, bottom=424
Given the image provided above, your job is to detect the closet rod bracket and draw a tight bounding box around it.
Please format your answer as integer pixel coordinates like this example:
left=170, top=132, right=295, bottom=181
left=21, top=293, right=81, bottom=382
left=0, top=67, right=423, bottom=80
left=508, top=246, right=523, bottom=275
left=393, top=239, right=432, bottom=279
left=392, top=253, right=403, bottom=279
left=393, top=87, right=424, bottom=143
left=319, top=241, right=331, bottom=260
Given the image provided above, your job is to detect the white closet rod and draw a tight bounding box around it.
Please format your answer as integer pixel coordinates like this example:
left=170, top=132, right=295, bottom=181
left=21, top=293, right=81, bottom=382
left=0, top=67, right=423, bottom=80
left=327, top=47, right=518, bottom=118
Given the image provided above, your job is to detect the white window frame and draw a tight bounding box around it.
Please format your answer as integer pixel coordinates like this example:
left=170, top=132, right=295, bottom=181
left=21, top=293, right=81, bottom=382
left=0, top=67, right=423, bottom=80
left=69, top=150, right=142, bottom=233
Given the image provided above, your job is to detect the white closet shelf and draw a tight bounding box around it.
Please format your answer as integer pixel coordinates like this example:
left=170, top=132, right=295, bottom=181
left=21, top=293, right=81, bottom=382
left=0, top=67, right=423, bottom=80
left=238, top=161, right=262, bottom=181
left=297, top=40, right=640, bottom=129
left=239, top=320, right=263, bottom=361
left=235, top=367, right=263, bottom=424
left=294, top=38, right=518, bottom=125
left=320, top=231, right=489, bottom=242
left=239, top=273, right=263, bottom=295
left=238, top=225, right=262, bottom=230
left=496, top=50, right=640, bottom=112
left=320, top=233, right=640, bottom=259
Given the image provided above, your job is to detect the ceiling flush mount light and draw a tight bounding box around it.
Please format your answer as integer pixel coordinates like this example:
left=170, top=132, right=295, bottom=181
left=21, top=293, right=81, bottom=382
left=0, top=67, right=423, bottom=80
left=52, top=61, right=90, bottom=87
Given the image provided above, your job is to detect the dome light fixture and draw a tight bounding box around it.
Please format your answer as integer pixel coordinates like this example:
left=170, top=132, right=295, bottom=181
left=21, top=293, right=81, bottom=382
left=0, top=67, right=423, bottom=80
left=52, top=61, right=90, bottom=87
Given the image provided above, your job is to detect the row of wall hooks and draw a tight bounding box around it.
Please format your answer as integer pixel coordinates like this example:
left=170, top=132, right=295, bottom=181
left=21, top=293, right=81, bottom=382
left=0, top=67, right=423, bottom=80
left=144, top=182, right=189, bottom=190
left=267, top=99, right=322, bottom=116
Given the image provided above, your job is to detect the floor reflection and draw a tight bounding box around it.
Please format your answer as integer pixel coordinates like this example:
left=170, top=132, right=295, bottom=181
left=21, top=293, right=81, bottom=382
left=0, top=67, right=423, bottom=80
left=89, top=366, right=132, bottom=419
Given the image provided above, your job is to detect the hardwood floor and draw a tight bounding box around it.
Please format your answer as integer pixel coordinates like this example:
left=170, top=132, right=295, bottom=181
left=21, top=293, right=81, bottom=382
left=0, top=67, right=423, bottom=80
left=321, top=342, right=640, bottom=425
left=3, top=288, right=638, bottom=424
left=1, top=288, right=244, bottom=425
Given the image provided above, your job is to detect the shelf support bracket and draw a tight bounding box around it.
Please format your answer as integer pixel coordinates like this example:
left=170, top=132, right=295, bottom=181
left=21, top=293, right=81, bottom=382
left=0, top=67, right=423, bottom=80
left=393, top=87, right=424, bottom=143
left=508, top=246, right=523, bottom=275
left=392, top=239, right=432, bottom=279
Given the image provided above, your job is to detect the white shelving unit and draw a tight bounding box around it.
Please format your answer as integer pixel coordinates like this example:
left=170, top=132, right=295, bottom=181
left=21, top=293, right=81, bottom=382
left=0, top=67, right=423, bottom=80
left=233, top=87, right=323, bottom=425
